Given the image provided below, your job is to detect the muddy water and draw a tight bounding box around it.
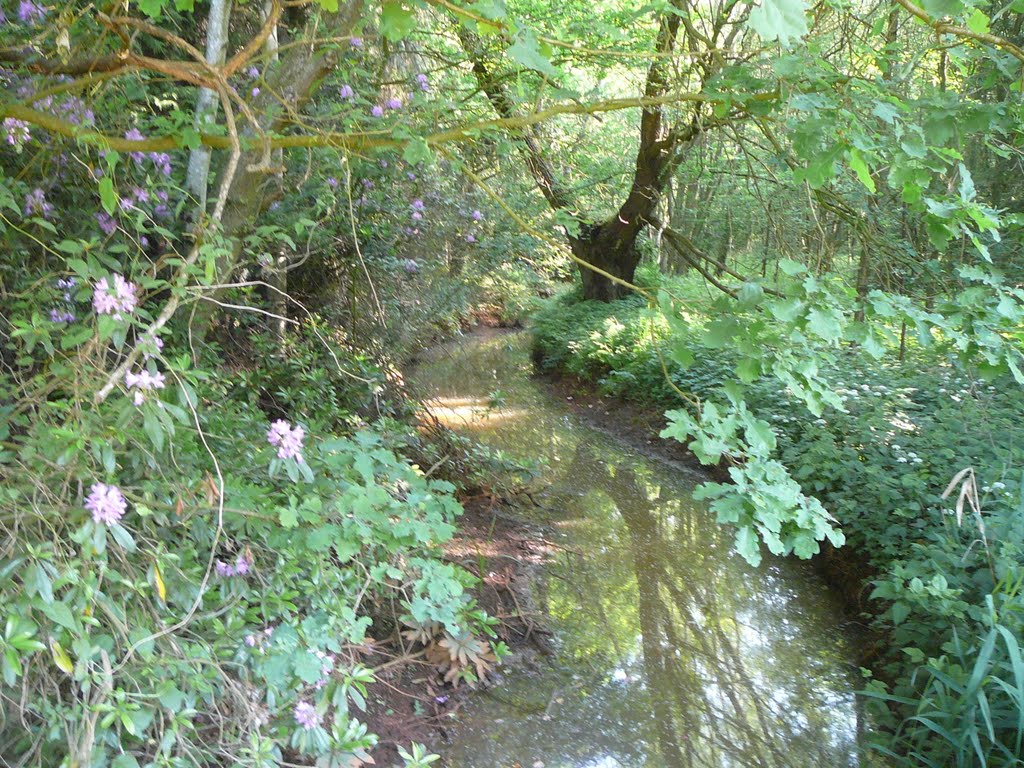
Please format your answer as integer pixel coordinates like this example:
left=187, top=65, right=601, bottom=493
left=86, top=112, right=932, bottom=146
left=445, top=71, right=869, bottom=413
left=412, top=330, right=866, bottom=768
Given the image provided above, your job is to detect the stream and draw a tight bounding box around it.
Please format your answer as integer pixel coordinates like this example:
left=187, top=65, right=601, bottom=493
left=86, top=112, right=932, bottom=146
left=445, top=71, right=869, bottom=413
left=411, top=329, right=866, bottom=768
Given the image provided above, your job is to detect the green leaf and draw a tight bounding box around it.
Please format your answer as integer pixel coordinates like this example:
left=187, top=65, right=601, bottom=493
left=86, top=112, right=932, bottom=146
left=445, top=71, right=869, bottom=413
left=381, top=0, right=415, bottom=40
left=507, top=31, right=559, bottom=78
left=26, top=564, right=53, bottom=604
left=279, top=505, right=299, bottom=529
left=848, top=148, right=876, bottom=193
left=747, top=0, right=809, bottom=48
left=318, top=0, right=339, bottom=10
left=735, top=526, right=762, bottom=566
left=402, top=137, right=433, bottom=166
left=99, top=177, right=117, bottom=215
left=966, top=7, right=990, bottom=34
left=806, top=307, right=843, bottom=342
left=40, top=602, right=77, bottom=631
left=137, top=0, right=167, bottom=18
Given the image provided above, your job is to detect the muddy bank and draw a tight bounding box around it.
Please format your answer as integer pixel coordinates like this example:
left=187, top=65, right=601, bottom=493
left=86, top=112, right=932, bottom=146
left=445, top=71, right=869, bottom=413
left=361, top=492, right=552, bottom=764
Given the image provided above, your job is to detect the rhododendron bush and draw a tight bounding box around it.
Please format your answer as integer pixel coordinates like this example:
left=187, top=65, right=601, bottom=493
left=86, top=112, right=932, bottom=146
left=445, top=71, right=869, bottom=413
left=0, top=158, right=492, bottom=764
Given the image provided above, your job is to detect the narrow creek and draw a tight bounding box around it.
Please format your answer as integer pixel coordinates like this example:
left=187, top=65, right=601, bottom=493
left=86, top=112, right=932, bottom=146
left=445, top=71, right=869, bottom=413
left=411, top=329, right=866, bottom=767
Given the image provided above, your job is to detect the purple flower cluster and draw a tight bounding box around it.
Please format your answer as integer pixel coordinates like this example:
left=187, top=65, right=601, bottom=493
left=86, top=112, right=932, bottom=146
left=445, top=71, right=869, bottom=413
left=415, top=73, right=429, bottom=92
left=293, top=701, right=320, bottom=730
left=85, top=483, right=127, bottom=526
left=124, top=128, right=173, bottom=176
left=95, top=212, right=117, bottom=236
left=50, top=308, right=75, bottom=323
left=267, top=420, right=305, bottom=461
left=370, top=105, right=384, bottom=118
left=339, top=84, right=355, bottom=100
left=215, top=549, right=254, bottom=577
left=3, top=118, right=30, bottom=149
left=472, top=209, right=483, bottom=221
left=385, top=96, right=403, bottom=110
left=349, top=37, right=363, bottom=48
left=92, top=274, right=138, bottom=318
left=125, top=368, right=166, bottom=405
left=24, top=188, right=53, bottom=219
left=17, top=0, right=46, bottom=24
left=50, top=277, right=77, bottom=324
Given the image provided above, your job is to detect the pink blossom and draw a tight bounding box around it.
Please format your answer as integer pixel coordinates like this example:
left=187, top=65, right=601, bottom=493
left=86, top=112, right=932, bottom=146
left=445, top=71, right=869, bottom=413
left=267, top=420, right=305, bottom=461
left=93, top=274, right=138, bottom=318
left=85, top=483, right=127, bottom=526
left=3, top=118, right=30, bottom=148
left=294, top=701, right=319, bottom=730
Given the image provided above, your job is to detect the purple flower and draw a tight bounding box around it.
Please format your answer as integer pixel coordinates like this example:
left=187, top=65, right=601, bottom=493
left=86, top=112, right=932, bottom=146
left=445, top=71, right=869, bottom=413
left=132, top=187, right=149, bottom=204
left=85, top=483, right=127, bottom=526
left=151, top=152, right=172, bottom=176
left=267, top=420, right=305, bottom=462
left=234, top=551, right=252, bottom=575
left=416, top=73, right=429, bottom=91
left=294, top=701, right=319, bottom=730
left=370, top=105, right=384, bottom=118
left=466, top=234, right=476, bottom=243
left=118, top=196, right=136, bottom=212
left=435, top=695, right=449, bottom=704
left=244, top=634, right=257, bottom=647
left=349, top=37, right=363, bottom=48
left=385, top=97, right=403, bottom=110
left=411, top=199, right=425, bottom=211
left=23, top=188, right=52, bottom=219
left=339, top=84, right=354, bottom=100
left=124, top=367, right=166, bottom=404
left=362, top=179, right=374, bottom=189
left=49, top=308, right=75, bottom=323
left=407, top=172, right=416, bottom=181
left=215, top=560, right=234, bottom=577
left=403, top=259, right=419, bottom=274
left=246, top=66, right=260, bottom=79
left=472, top=209, right=483, bottom=221
left=92, top=273, right=138, bottom=317
left=96, top=212, right=117, bottom=236
left=327, top=177, right=339, bottom=189
left=3, top=118, right=30, bottom=148
left=124, top=128, right=147, bottom=166
left=251, top=87, right=260, bottom=98
left=17, top=0, right=46, bottom=24
left=411, top=211, right=423, bottom=221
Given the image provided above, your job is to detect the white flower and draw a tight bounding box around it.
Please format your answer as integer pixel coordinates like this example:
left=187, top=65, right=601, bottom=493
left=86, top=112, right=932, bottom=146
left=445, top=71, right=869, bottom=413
left=897, top=457, right=908, bottom=463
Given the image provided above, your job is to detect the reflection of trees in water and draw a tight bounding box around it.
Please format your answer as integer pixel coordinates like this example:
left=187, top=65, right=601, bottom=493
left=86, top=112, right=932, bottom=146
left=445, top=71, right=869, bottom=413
left=549, top=442, right=858, bottom=768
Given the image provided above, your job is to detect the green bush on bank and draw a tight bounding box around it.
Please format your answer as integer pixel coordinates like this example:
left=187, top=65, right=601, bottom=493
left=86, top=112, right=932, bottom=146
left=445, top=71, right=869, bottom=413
left=533, top=289, right=1024, bottom=766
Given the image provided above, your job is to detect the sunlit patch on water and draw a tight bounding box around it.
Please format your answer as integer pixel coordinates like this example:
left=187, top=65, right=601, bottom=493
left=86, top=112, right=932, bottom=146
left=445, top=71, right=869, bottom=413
left=410, top=331, right=867, bottom=768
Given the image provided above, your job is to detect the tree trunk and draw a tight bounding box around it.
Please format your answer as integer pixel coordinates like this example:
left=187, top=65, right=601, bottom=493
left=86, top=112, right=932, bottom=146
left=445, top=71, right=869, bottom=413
left=571, top=224, right=643, bottom=301
left=186, top=0, right=233, bottom=212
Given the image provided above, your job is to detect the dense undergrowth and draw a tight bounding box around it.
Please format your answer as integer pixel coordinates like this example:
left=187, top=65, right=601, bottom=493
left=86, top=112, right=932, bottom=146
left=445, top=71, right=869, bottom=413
left=0, top=271, right=514, bottom=766
left=533, top=281, right=1024, bottom=766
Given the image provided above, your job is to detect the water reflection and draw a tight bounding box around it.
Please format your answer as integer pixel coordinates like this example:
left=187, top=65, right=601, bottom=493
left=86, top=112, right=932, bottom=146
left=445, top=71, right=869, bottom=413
left=411, top=331, right=862, bottom=768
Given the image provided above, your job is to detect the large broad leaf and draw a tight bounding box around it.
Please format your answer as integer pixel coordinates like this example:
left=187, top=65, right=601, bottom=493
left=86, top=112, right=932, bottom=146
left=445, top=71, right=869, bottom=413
left=747, top=0, right=809, bottom=48
left=507, top=30, right=559, bottom=78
